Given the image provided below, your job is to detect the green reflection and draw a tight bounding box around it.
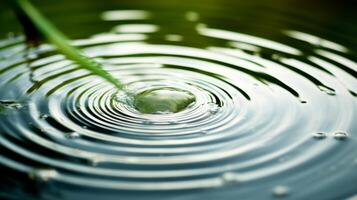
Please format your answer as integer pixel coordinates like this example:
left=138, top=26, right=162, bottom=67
left=134, top=87, right=196, bottom=114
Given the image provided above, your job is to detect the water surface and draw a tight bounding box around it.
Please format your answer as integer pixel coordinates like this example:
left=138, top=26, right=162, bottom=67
left=0, top=0, right=356, bottom=199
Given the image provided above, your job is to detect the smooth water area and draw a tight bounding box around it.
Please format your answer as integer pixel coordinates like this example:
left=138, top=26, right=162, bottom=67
left=0, top=0, right=356, bottom=199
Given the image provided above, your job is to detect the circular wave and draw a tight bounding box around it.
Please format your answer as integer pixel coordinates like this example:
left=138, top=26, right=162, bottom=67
left=0, top=5, right=356, bottom=200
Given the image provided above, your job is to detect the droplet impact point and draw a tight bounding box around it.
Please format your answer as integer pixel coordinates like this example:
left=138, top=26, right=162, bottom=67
left=134, top=87, right=195, bottom=114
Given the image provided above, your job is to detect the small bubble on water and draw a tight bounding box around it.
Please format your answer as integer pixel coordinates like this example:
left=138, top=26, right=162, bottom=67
left=333, top=131, right=348, bottom=140
left=65, top=132, right=80, bottom=139
left=208, top=103, right=220, bottom=114
left=39, top=114, right=49, bottom=119
left=28, top=168, right=58, bottom=182
left=312, top=132, right=326, bottom=139
left=272, top=185, right=289, bottom=198
left=221, top=172, right=241, bottom=184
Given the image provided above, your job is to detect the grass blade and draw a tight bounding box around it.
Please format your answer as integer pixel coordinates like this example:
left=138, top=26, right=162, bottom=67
left=12, top=0, right=122, bottom=89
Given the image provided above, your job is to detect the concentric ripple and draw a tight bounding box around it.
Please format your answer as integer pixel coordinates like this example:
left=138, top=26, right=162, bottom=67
left=1, top=2, right=357, bottom=200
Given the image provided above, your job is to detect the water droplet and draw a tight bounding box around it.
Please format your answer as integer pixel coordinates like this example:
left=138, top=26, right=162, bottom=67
left=28, top=168, right=58, bottom=182
left=312, top=132, right=326, bottom=139
left=82, top=125, right=88, bottom=129
left=208, top=103, right=220, bottom=114
left=221, top=172, right=241, bottom=184
left=134, top=87, right=195, bottom=114
left=272, top=185, right=289, bottom=198
left=65, top=132, right=80, bottom=139
left=333, top=131, right=348, bottom=140
left=39, top=114, right=49, bottom=119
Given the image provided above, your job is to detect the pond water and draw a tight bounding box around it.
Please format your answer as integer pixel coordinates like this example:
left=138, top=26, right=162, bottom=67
left=0, top=0, right=356, bottom=199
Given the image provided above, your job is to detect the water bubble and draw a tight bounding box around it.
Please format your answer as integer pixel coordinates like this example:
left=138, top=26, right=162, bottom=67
left=333, top=131, right=348, bottom=140
left=208, top=103, right=220, bottom=114
left=82, top=125, right=88, bottom=129
left=28, top=168, right=58, bottom=182
left=312, top=132, right=326, bottom=139
left=65, top=132, right=80, bottom=139
left=221, top=172, right=241, bottom=184
left=39, top=114, right=49, bottom=119
left=272, top=185, right=289, bottom=198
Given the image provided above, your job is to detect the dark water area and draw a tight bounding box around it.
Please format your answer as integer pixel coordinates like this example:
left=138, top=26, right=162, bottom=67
left=0, top=0, right=356, bottom=199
